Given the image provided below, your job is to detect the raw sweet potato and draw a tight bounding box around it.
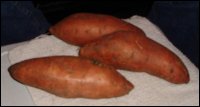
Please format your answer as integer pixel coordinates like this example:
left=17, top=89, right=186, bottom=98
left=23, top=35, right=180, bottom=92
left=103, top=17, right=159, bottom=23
left=49, top=13, right=145, bottom=46
left=79, top=31, right=190, bottom=84
left=8, top=56, right=133, bottom=99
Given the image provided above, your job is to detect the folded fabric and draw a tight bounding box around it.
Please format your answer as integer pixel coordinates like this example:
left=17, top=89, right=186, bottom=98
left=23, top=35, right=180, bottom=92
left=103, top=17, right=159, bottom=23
left=8, top=15, right=199, bottom=106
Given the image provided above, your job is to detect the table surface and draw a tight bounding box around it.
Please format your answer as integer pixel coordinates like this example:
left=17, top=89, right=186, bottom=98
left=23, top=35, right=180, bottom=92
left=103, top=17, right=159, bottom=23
left=1, top=42, right=35, bottom=106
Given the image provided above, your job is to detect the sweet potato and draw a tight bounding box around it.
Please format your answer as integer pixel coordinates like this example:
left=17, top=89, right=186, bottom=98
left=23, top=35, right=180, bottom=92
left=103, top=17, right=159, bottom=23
left=8, top=56, right=133, bottom=99
left=79, top=31, right=190, bottom=84
left=49, top=13, right=145, bottom=46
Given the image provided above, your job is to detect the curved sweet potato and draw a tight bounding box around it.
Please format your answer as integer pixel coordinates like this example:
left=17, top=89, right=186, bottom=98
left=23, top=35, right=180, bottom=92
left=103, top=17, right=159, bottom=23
left=49, top=13, right=145, bottom=46
left=8, top=56, right=133, bottom=99
left=79, top=31, right=190, bottom=84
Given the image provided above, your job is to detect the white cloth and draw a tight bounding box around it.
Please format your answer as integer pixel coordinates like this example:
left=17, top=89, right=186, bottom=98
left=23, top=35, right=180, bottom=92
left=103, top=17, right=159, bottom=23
left=8, top=16, right=199, bottom=106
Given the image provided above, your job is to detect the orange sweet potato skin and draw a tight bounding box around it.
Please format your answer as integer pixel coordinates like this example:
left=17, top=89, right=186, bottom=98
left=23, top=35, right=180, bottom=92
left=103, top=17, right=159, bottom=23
left=79, top=31, right=190, bottom=84
left=49, top=13, right=145, bottom=46
left=8, top=56, right=133, bottom=99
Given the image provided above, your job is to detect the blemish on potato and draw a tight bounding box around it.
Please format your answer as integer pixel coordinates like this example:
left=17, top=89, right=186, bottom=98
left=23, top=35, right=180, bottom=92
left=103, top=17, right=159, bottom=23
left=170, top=68, right=174, bottom=74
left=135, top=41, right=143, bottom=50
left=92, top=60, right=103, bottom=67
left=85, top=29, right=90, bottom=34
left=145, top=57, right=149, bottom=62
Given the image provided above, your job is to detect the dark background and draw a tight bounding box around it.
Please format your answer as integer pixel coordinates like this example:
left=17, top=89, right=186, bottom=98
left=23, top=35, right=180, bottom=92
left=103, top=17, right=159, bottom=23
left=32, top=1, right=154, bottom=24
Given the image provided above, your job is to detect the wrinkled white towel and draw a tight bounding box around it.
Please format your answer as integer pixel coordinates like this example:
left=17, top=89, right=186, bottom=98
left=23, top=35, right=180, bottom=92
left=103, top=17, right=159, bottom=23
left=8, top=15, right=199, bottom=106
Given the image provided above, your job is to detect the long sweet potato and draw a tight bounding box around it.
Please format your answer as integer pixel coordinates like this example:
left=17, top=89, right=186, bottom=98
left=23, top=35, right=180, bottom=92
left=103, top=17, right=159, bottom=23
left=79, top=31, right=190, bottom=84
left=49, top=13, right=145, bottom=46
left=8, top=56, right=133, bottom=99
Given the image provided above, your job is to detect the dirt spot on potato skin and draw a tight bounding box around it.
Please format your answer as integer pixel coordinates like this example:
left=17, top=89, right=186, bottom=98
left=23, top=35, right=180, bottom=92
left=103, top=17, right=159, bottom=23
left=170, top=68, right=174, bottom=74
